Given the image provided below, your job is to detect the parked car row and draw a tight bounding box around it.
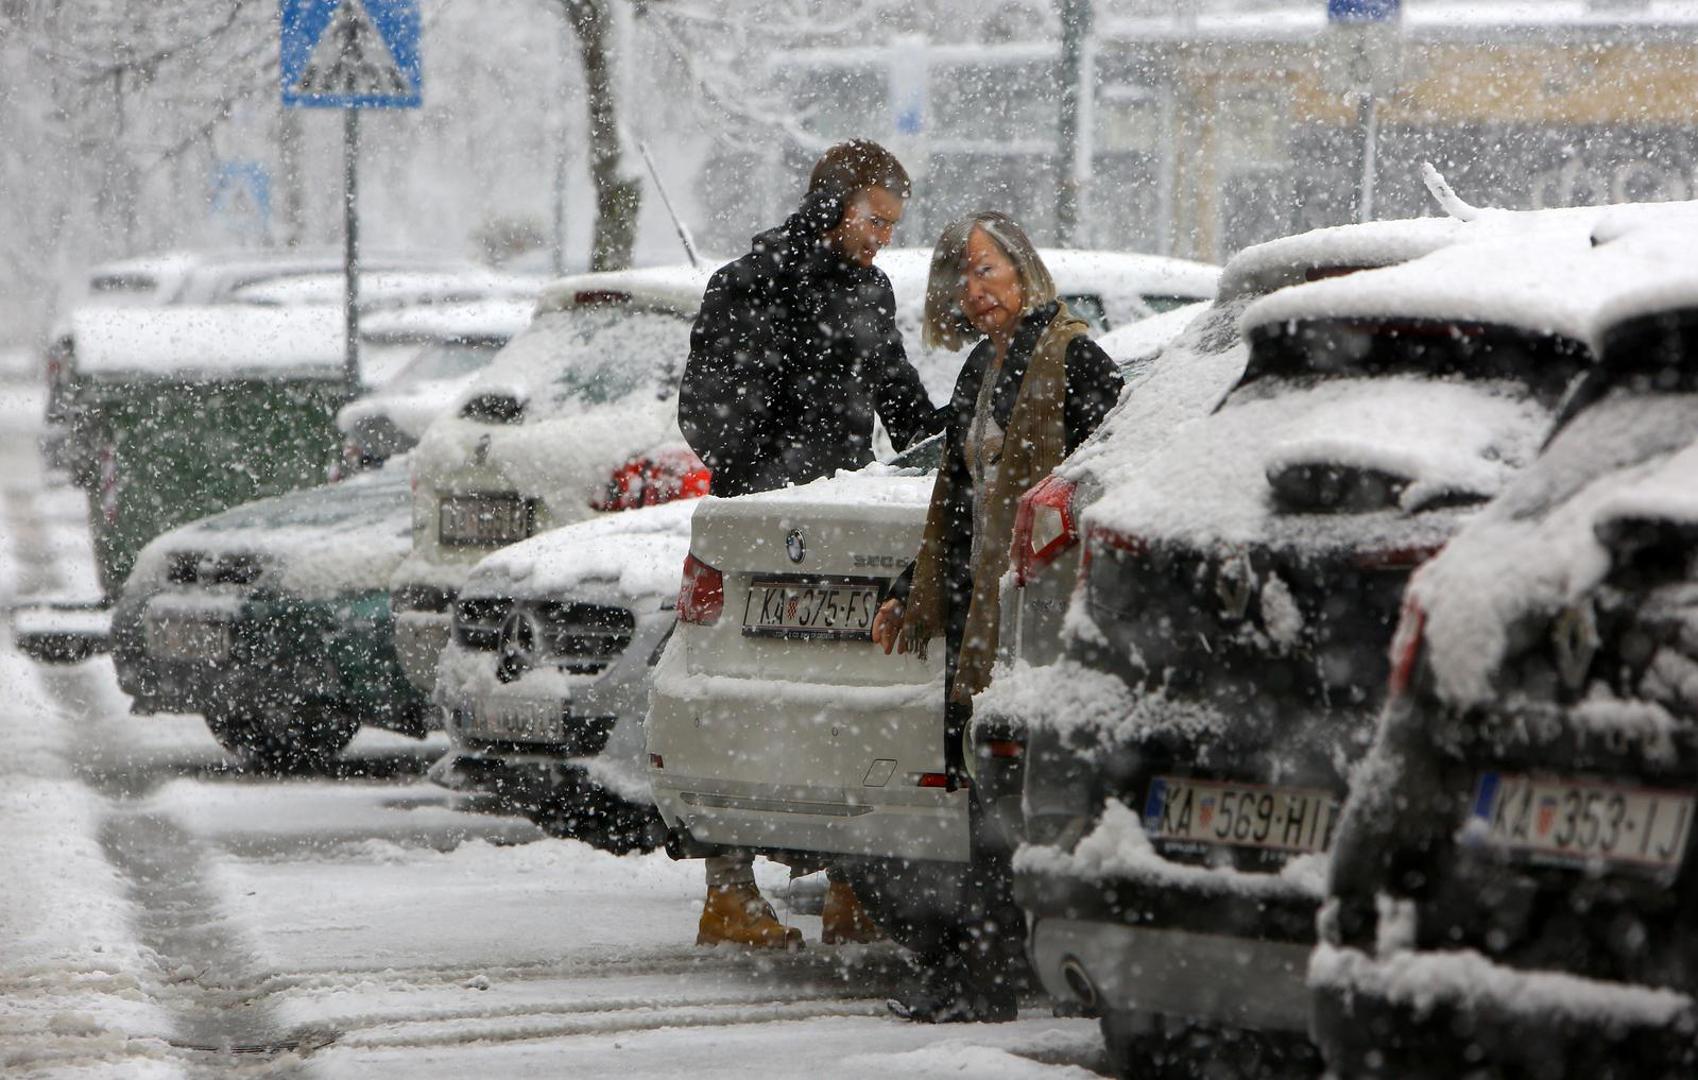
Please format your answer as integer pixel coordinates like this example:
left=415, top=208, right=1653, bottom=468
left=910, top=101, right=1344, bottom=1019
left=15, top=249, right=539, bottom=663
left=981, top=207, right=1698, bottom=1077
left=77, top=187, right=1698, bottom=1075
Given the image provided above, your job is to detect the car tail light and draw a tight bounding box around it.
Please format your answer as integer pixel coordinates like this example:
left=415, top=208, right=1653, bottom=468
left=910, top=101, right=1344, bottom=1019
left=1080, top=524, right=1148, bottom=578
left=1387, top=595, right=1427, bottom=698
left=1011, top=474, right=1079, bottom=587
left=677, top=553, right=723, bottom=625
left=574, top=289, right=632, bottom=306
left=985, top=738, right=1024, bottom=760
left=915, top=772, right=969, bottom=789
left=1355, top=543, right=1444, bottom=571
left=592, top=448, right=712, bottom=512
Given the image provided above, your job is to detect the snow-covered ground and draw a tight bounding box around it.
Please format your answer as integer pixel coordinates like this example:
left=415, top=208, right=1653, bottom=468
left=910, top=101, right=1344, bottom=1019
left=0, top=374, right=1105, bottom=1077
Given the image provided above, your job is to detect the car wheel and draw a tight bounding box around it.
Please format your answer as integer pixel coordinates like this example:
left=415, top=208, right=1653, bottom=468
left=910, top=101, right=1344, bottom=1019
left=205, top=699, right=359, bottom=773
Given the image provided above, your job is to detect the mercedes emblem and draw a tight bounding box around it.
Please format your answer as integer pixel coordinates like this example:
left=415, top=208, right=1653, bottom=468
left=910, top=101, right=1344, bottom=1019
left=495, top=608, right=544, bottom=684
left=785, top=529, right=806, bottom=564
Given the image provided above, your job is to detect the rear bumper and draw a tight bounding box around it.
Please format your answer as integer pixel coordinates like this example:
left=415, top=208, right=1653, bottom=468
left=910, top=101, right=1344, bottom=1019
left=646, top=643, right=969, bottom=864
left=1019, top=864, right=1319, bottom=1033
left=1311, top=944, right=1698, bottom=1078
left=1032, top=916, right=1313, bottom=1033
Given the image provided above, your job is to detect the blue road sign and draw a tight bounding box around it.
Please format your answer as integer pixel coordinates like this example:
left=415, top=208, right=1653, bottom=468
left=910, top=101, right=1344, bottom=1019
left=1328, top=0, right=1400, bottom=22
left=210, top=161, right=272, bottom=237
left=281, top=0, right=421, bottom=108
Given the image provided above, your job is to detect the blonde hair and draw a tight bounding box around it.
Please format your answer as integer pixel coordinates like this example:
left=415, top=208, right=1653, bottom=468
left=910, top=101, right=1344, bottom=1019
left=922, top=211, right=1057, bottom=351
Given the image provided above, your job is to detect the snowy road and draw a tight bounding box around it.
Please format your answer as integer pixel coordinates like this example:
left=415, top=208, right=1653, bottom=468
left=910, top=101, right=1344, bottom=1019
left=0, top=379, right=1106, bottom=1079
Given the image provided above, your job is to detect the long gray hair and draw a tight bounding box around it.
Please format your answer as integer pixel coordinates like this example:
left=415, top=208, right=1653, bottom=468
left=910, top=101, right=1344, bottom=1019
left=922, top=210, right=1057, bottom=351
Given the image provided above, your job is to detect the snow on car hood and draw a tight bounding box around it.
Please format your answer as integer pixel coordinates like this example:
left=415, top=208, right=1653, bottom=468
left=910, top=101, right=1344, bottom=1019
left=1411, top=393, right=1698, bottom=708
left=459, top=499, right=697, bottom=604
left=1086, top=375, right=1548, bottom=551
left=127, top=465, right=413, bottom=600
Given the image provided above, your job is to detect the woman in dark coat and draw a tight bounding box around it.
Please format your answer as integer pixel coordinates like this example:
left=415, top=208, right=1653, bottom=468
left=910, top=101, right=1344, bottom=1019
left=872, top=211, right=1124, bottom=1022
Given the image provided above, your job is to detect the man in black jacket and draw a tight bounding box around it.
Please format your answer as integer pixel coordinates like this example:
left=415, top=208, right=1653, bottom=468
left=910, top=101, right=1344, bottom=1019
left=679, top=140, right=942, bottom=949
left=680, top=140, right=940, bottom=497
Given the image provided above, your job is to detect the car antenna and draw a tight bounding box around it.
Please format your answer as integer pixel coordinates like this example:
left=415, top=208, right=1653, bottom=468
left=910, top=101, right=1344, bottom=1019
left=638, top=141, right=702, bottom=269
left=1421, top=162, right=1480, bottom=222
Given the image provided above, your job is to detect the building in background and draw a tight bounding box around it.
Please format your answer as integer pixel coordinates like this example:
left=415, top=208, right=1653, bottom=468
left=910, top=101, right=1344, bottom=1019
left=714, top=0, right=1698, bottom=263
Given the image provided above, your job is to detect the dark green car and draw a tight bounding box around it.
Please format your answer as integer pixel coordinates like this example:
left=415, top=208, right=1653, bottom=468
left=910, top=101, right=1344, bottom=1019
left=110, top=465, right=424, bottom=769
left=63, top=304, right=353, bottom=599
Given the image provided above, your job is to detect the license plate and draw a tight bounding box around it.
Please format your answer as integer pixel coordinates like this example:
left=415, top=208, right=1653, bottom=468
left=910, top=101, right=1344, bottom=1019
left=439, top=494, right=533, bottom=547
left=145, top=613, right=230, bottom=662
left=1466, top=772, right=1694, bottom=871
left=1143, top=776, right=1341, bottom=854
left=741, top=577, right=882, bottom=640
left=473, top=695, right=561, bottom=742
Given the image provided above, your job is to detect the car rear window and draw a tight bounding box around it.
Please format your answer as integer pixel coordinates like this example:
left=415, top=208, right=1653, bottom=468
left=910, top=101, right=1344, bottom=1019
left=1238, top=318, right=1591, bottom=408
left=471, top=304, right=694, bottom=421
left=393, top=341, right=502, bottom=385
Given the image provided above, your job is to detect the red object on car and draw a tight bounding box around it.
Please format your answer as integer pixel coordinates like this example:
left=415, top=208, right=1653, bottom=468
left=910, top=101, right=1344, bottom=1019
left=677, top=552, right=724, bottom=626
left=592, top=446, right=712, bottom=512
left=1010, top=473, right=1080, bottom=587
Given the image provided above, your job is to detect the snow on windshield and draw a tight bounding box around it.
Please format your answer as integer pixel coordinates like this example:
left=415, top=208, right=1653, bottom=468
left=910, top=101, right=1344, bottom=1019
left=466, top=306, right=692, bottom=420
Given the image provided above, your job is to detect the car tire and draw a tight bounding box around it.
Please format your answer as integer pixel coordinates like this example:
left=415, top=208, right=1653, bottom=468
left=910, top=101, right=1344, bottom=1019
left=205, top=698, right=360, bottom=773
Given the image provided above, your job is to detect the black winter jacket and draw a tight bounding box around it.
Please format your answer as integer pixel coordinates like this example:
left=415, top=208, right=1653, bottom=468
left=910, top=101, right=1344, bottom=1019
left=678, top=204, right=942, bottom=497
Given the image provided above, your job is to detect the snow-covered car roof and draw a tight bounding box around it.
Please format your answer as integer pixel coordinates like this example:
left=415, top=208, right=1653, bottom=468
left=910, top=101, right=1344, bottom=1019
left=1243, top=212, right=1698, bottom=355
left=231, top=269, right=540, bottom=310
left=533, top=265, right=716, bottom=317
left=70, top=304, right=346, bottom=380
left=127, top=464, right=413, bottom=600
left=1218, top=217, right=1470, bottom=300
left=459, top=498, right=698, bottom=604
left=1219, top=197, right=1698, bottom=303
left=358, top=299, right=536, bottom=345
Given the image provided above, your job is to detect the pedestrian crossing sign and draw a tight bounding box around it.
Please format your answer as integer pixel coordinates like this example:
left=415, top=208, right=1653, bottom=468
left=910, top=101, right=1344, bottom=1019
left=281, top=0, right=421, bottom=108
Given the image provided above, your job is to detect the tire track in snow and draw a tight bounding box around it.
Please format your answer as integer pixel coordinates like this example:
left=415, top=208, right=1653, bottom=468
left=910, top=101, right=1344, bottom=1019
left=330, top=997, right=890, bottom=1052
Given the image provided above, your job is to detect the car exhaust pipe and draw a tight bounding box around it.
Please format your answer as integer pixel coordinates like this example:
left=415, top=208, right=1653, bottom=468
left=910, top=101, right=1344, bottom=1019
left=1060, top=955, right=1099, bottom=1010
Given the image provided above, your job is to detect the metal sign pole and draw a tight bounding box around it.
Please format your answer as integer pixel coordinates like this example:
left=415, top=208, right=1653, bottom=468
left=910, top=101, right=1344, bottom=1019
left=343, top=108, right=361, bottom=392
left=281, top=0, right=423, bottom=393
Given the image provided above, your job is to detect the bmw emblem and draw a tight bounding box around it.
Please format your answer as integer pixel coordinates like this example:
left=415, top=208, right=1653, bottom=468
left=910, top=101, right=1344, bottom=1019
left=785, top=529, right=806, bottom=564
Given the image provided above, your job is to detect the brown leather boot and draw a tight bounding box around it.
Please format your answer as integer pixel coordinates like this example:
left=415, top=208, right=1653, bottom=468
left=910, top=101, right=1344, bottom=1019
left=696, top=883, right=803, bottom=950
left=820, top=879, right=886, bottom=945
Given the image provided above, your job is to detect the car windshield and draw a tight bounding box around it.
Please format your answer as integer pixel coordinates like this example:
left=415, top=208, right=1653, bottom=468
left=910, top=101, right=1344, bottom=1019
left=196, top=469, right=410, bottom=532
left=1236, top=318, right=1591, bottom=408
left=475, top=304, right=693, bottom=420
left=392, top=341, right=502, bottom=386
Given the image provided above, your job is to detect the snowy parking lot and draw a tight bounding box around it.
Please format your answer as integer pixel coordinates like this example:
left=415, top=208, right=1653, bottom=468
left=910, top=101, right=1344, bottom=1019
left=0, top=376, right=1106, bottom=1077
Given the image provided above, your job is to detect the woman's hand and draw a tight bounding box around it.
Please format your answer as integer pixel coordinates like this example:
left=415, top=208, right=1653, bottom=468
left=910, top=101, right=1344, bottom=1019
left=871, top=598, right=907, bottom=656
